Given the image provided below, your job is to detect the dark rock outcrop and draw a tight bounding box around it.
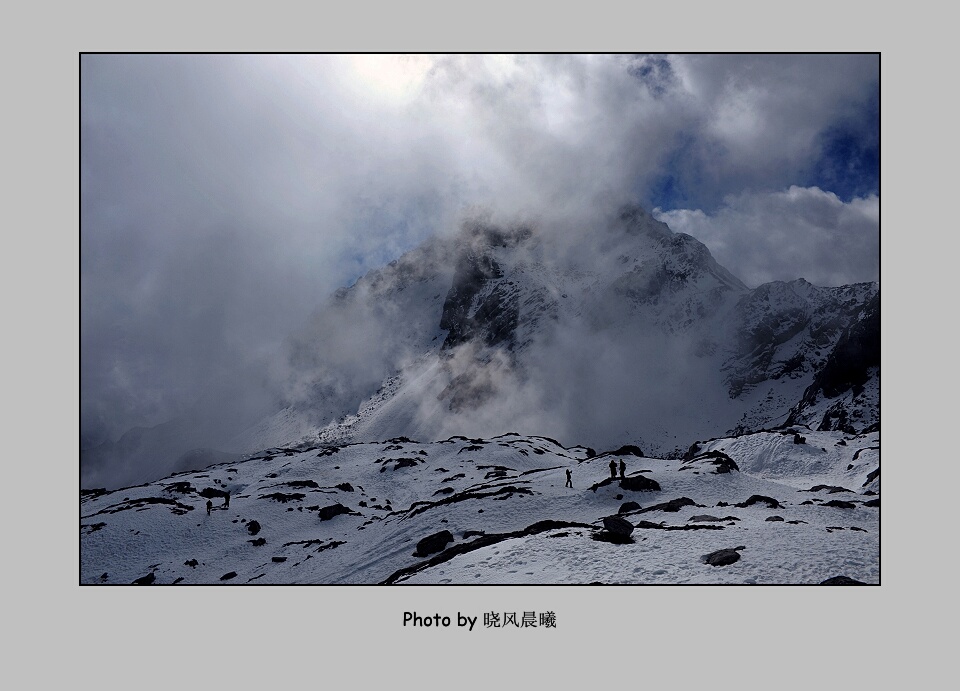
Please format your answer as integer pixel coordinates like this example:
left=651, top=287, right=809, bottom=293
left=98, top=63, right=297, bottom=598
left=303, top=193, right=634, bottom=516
left=602, top=515, right=635, bottom=537
left=820, top=576, right=866, bottom=585
left=415, top=530, right=454, bottom=557
left=639, top=497, right=700, bottom=513
left=618, top=501, right=641, bottom=514
left=683, top=450, right=739, bottom=474
left=735, top=495, right=782, bottom=509
left=688, top=515, right=739, bottom=523
left=318, top=503, right=353, bottom=521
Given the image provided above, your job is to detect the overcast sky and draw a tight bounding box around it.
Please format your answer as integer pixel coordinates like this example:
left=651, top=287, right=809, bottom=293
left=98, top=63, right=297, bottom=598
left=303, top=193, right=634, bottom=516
left=80, top=53, right=879, bottom=447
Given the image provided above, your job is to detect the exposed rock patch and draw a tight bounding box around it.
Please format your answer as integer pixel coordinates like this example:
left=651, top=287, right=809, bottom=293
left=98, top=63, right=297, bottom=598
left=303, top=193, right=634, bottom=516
left=702, top=547, right=745, bottom=567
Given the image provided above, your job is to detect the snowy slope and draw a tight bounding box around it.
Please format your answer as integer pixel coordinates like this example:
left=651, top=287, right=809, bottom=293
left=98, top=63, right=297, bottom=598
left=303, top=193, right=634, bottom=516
left=81, top=428, right=879, bottom=585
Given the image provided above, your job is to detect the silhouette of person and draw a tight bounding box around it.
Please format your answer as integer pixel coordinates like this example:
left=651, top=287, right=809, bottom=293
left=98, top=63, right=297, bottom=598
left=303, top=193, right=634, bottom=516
left=565, top=469, right=573, bottom=488
left=609, top=459, right=617, bottom=478
left=223, top=491, right=230, bottom=508
left=206, top=499, right=213, bottom=516
left=619, top=459, right=626, bottom=478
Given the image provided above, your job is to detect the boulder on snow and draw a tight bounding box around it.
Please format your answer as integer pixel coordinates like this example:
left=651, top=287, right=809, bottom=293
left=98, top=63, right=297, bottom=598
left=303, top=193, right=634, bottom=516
left=132, top=572, right=155, bottom=585
left=619, top=475, right=661, bottom=492
left=702, top=546, right=745, bottom=567
left=618, top=501, right=641, bottom=514
left=415, top=530, right=454, bottom=557
left=735, top=495, right=782, bottom=509
left=602, top=515, right=635, bottom=536
left=822, top=500, right=857, bottom=509
left=318, top=503, right=353, bottom=521
left=639, top=497, right=699, bottom=513
left=688, top=515, right=738, bottom=523
left=247, top=520, right=261, bottom=535
left=820, top=576, right=866, bottom=585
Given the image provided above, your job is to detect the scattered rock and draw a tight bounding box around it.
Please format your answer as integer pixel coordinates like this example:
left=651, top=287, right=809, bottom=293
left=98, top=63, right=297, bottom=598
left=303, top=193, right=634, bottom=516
left=247, top=520, right=261, bottom=536
left=284, top=480, right=320, bottom=489
left=336, top=483, right=354, bottom=492
left=259, top=492, right=305, bottom=503
left=822, top=500, right=857, bottom=509
left=639, top=497, right=700, bottom=513
left=804, top=485, right=854, bottom=494
left=618, top=501, right=641, bottom=514
left=735, top=495, right=782, bottom=509
left=863, top=498, right=880, bottom=508
left=592, top=530, right=634, bottom=544
left=132, top=572, right=155, bottom=585
left=689, top=515, right=739, bottom=523
left=249, top=538, right=266, bottom=546
left=272, top=557, right=287, bottom=563
left=220, top=571, right=237, bottom=581
left=184, top=559, right=198, bottom=568
left=765, top=515, right=784, bottom=522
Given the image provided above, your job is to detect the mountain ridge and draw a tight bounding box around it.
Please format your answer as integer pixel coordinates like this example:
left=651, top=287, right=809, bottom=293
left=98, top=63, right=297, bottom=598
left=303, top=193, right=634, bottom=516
left=81, top=204, right=878, bottom=489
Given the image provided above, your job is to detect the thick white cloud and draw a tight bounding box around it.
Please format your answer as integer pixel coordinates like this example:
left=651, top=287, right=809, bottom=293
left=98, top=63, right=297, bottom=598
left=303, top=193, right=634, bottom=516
left=654, top=186, right=880, bottom=287
left=81, top=53, right=879, bottom=452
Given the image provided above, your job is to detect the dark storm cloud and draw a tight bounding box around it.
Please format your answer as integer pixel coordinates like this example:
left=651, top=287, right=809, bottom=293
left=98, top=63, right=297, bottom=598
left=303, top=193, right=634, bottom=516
left=81, top=54, right=879, bottom=485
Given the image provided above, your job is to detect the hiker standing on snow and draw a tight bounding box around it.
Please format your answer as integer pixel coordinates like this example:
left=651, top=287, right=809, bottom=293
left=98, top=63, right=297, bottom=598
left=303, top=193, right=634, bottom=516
left=206, top=499, right=213, bottom=516
left=619, top=459, right=626, bottom=478
left=223, top=491, right=230, bottom=508
left=565, top=469, right=573, bottom=488
left=609, top=458, right=617, bottom=478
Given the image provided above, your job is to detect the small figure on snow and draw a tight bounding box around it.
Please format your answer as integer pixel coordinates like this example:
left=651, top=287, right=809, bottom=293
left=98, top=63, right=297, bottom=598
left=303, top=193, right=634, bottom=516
left=565, top=469, right=573, bottom=488
left=619, top=459, right=626, bottom=478
left=206, top=499, right=213, bottom=516
left=609, top=458, right=617, bottom=479
left=223, top=491, right=230, bottom=508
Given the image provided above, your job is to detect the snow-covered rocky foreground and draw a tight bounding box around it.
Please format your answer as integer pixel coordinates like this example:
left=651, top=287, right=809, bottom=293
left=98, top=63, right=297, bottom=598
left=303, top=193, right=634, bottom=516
left=81, top=427, right=879, bottom=585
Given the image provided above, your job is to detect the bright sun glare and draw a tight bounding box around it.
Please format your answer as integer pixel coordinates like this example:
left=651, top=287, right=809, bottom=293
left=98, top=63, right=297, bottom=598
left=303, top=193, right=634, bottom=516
left=344, top=54, right=433, bottom=102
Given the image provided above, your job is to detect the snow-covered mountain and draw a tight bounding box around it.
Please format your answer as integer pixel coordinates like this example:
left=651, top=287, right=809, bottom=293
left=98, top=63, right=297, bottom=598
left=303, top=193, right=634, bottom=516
left=237, top=204, right=878, bottom=459
left=80, top=203, right=879, bottom=584
left=80, top=427, right=879, bottom=584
